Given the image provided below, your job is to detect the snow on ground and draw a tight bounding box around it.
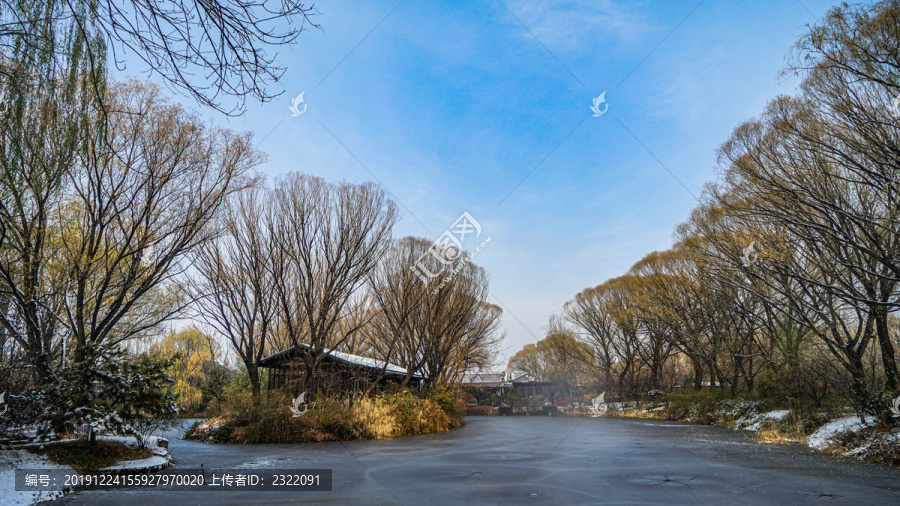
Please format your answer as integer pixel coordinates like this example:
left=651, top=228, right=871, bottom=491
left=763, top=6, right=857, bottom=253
left=95, top=435, right=173, bottom=472
left=764, top=409, right=790, bottom=421
left=0, top=448, right=73, bottom=505
left=807, top=415, right=876, bottom=451
left=98, top=455, right=170, bottom=473
left=0, top=433, right=174, bottom=505
left=739, top=409, right=793, bottom=431
left=842, top=431, right=900, bottom=459
left=96, top=435, right=165, bottom=450
left=198, top=419, right=223, bottom=431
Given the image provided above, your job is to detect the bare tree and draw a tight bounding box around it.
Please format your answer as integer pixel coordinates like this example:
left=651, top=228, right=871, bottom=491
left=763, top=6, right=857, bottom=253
left=507, top=343, right=546, bottom=381
left=369, top=236, right=503, bottom=387
left=190, top=185, right=278, bottom=401
left=422, top=282, right=503, bottom=386
left=270, top=173, right=398, bottom=394
left=565, top=285, right=620, bottom=391
left=776, top=0, right=900, bottom=389
left=366, top=237, right=431, bottom=388
left=0, top=0, right=321, bottom=115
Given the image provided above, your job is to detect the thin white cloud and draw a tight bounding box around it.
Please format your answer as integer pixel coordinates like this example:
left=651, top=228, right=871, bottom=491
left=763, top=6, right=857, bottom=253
left=503, top=0, right=651, bottom=50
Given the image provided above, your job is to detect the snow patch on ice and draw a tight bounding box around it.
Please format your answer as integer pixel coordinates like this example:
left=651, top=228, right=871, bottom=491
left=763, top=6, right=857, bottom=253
left=236, top=458, right=278, bottom=468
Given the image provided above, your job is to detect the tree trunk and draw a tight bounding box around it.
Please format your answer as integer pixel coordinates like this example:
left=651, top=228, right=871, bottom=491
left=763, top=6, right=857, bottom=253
left=30, top=348, right=53, bottom=386
left=247, top=363, right=261, bottom=403
left=706, top=358, right=719, bottom=388
left=874, top=307, right=898, bottom=391
left=691, top=357, right=703, bottom=389
left=400, top=371, right=414, bottom=389
left=844, top=348, right=870, bottom=421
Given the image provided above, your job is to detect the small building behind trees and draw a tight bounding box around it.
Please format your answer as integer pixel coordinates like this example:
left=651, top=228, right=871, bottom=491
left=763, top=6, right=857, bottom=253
left=459, top=372, right=508, bottom=406
left=260, top=344, right=422, bottom=394
left=456, top=371, right=558, bottom=414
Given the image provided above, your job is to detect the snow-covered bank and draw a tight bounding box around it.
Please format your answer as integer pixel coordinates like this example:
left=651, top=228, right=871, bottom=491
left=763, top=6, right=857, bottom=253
left=0, top=434, right=174, bottom=505
left=807, top=415, right=876, bottom=451
left=604, top=400, right=900, bottom=467
left=805, top=415, right=900, bottom=465
left=0, top=449, right=73, bottom=505
left=95, top=435, right=173, bottom=473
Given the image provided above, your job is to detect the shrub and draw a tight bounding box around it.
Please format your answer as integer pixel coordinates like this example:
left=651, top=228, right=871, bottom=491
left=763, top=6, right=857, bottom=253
left=381, top=390, right=456, bottom=437
left=33, top=441, right=152, bottom=472
left=422, top=386, right=465, bottom=419
left=352, top=396, right=396, bottom=439
left=233, top=392, right=313, bottom=444
left=308, top=396, right=369, bottom=441
left=183, top=420, right=202, bottom=440
left=206, top=424, right=235, bottom=443
left=184, top=388, right=463, bottom=444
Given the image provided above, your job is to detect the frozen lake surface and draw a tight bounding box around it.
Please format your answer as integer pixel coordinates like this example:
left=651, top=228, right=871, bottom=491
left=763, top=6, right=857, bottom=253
left=51, top=416, right=899, bottom=504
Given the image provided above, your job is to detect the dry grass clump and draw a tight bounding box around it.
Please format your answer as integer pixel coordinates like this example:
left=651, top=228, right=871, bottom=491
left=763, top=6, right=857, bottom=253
left=829, top=427, right=900, bottom=466
left=753, top=426, right=806, bottom=445
left=32, top=441, right=152, bottom=471
left=352, top=396, right=396, bottom=438
left=184, top=388, right=463, bottom=444
left=378, top=390, right=459, bottom=437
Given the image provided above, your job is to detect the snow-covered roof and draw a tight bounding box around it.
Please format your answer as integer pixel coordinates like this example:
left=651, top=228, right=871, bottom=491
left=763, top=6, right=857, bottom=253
left=509, top=372, right=536, bottom=383
left=325, top=348, right=415, bottom=377
left=260, top=344, right=421, bottom=378
left=459, top=372, right=506, bottom=386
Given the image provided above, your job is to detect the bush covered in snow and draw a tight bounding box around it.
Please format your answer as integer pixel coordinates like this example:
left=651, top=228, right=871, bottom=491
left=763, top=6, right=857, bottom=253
left=26, top=348, right=179, bottom=444
left=1, top=347, right=180, bottom=459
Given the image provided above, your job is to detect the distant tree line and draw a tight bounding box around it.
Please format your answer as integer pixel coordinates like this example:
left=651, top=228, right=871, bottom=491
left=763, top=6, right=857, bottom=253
left=508, top=1, right=900, bottom=422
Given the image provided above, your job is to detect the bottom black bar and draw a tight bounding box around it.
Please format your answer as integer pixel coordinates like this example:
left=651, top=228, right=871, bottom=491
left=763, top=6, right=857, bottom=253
left=15, top=468, right=332, bottom=491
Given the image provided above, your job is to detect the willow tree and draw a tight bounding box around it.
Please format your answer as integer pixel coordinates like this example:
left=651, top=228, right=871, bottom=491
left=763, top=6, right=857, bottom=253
left=781, top=0, right=900, bottom=391
left=62, top=79, right=259, bottom=390
left=0, top=0, right=321, bottom=115
left=0, top=0, right=104, bottom=384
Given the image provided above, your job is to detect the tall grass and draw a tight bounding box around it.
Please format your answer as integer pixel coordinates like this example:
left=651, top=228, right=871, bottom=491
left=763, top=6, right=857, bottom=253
left=185, top=388, right=464, bottom=444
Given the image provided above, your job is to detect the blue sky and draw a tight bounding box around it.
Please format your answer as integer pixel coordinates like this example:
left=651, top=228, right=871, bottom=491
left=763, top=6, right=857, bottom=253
left=121, top=0, right=839, bottom=364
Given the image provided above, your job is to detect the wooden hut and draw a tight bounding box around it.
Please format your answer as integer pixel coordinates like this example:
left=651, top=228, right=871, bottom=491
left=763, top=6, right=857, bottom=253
left=259, top=344, right=422, bottom=394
